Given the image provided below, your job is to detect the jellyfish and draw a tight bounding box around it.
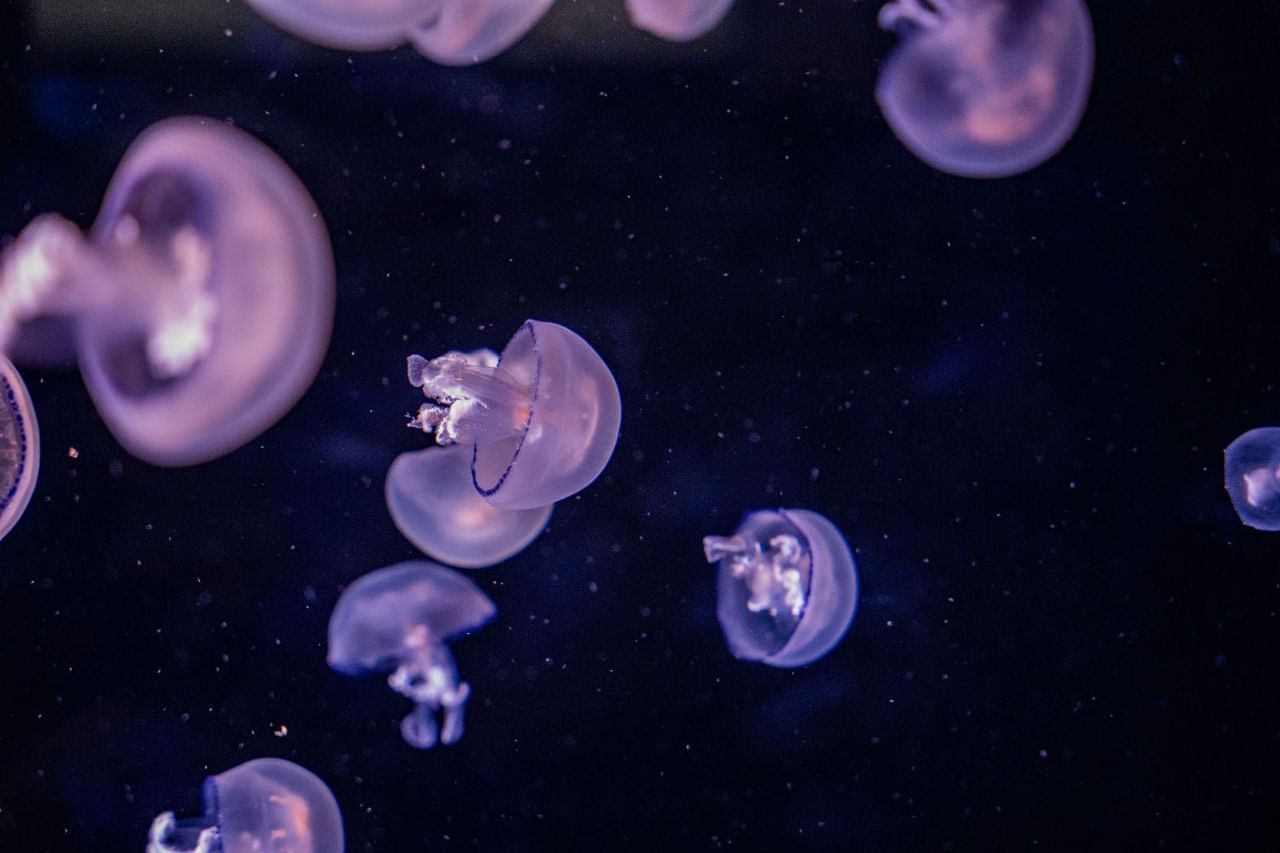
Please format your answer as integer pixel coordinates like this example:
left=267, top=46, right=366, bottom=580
left=875, top=0, right=1094, bottom=178
left=0, top=117, right=335, bottom=466
left=625, top=0, right=735, bottom=41
left=147, top=757, right=344, bottom=853
left=1224, top=427, right=1280, bottom=531
left=328, top=561, right=496, bottom=748
left=405, top=320, right=620, bottom=511
left=0, top=356, right=39, bottom=543
left=703, top=509, right=858, bottom=667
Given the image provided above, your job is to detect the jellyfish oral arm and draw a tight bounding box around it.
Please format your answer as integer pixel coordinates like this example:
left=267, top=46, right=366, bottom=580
left=704, top=533, right=807, bottom=619
left=878, top=0, right=951, bottom=32
left=405, top=351, right=531, bottom=446
left=387, top=644, right=473, bottom=749
left=0, top=215, right=86, bottom=353
left=146, top=811, right=218, bottom=853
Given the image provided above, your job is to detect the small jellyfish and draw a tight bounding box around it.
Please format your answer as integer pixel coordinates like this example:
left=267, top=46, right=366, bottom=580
left=0, top=117, right=335, bottom=466
left=1224, top=427, right=1280, bottom=531
left=703, top=509, right=858, bottom=667
left=328, top=561, right=496, bottom=748
left=406, top=320, right=621, bottom=511
left=148, top=757, right=344, bottom=853
left=875, top=0, right=1094, bottom=178
left=0, top=356, right=39, bottom=543
left=625, top=0, right=735, bottom=42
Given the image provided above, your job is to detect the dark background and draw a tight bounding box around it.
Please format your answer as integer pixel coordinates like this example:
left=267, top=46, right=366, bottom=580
left=1, top=0, right=1278, bottom=849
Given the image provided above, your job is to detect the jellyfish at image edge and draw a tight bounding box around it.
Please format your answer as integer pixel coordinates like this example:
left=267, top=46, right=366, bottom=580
left=875, top=0, right=1094, bottom=178
left=0, top=356, right=39, bottom=543
left=406, top=319, right=621, bottom=511
left=244, top=0, right=556, bottom=65
left=1224, top=427, right=1280, bottom=531
left=625, top=0, right=735, bottom=41
left=703, top=509, right=858, bottom=667
left=0, top=117, right=335, bottom=466
left=328, top=561, right=496, bottom=748
left=148, top=757, right=344, bottom=853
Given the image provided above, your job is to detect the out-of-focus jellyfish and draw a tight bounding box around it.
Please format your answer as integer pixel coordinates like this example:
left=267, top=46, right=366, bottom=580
left=0, top=356, right=39, bottom=543
left=703, top=509, right=858, bottom=667
left=875, top=0, right=1094, bottom=178
left=624, top=0, right=734, bottom=41
left=387, top=443, right=552, bottom=568
left=328, top=561, right=496, bottom=748
left=406, top=320, right=620, bottom=511
left=147, top=757, right=344, bottom=853
left=0, top=117, right=334, bottom=466
left=1225, top=427, right=1280, bottom=531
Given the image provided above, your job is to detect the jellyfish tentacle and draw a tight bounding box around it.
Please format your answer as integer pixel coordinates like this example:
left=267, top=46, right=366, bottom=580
left=405, top=350, right=530, bottom=446
left=0, top=215, right=89, bottom=353
left=388, top=642, right=472, bottom=749
left=878, top=0, right=949, bottom=32
left=146, top=812, right=219, bottom=853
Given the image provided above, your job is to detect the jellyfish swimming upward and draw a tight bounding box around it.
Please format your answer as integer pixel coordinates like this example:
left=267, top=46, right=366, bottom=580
left=328, top=561, right=497, bottom=749
left=1224, top=427, right=1280, bottom=531
left=0, top=117, right=335, bottom=466
left=148, top=757, right=344, bottom=853
left=0, top=355, right=38, bottom=543
left=625, top=0, right=735, bottom=41
left=875, top=0, right=1095, bottom=178
left=703, top=509, right=859, bottom=667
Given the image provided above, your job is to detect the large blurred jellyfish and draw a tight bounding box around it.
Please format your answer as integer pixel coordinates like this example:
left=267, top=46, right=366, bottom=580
left=625, top=0, right=735, bottom=41
left=148, top=757, right=344, bottom=853
left=1225, top=427, right=1280, bottom=531
left=406, top=320, right=621, bottom=511
left=0, top=356, right=38, bottom=542
left=328, top=561, right=496, bottom=748
left=875, top=0, right=1094, bottom=178
left=703, top=509, right=858, bottom=667
left=0, top=117, right=334, bottom=466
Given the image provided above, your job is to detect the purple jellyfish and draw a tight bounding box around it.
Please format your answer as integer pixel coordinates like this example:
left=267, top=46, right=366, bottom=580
left=625, top=0, right=735, bottom=41
left=0, top=356, right=39, bottom=543
left=703, top=509, right=858, bottom=667
left=0, top=117, right=335, bottom=466
left=876, top=0, right=1094, bottom=178
left=1225, top=427, right=1280, bottom=531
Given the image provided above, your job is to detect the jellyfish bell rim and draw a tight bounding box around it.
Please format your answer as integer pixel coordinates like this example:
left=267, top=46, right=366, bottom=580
left=0, top=356, right=39, bottom=542
left=409, top=0, right=558, bottom=66
left=624, top=0, right=735, bottom=42
left=244, top=0, right=443, bottom=51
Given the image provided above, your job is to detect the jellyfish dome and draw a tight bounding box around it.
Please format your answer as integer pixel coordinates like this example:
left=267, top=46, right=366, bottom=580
left=703, top=508, right=858, bottom=668
left=328, top=561, right=496, bottom=748
left=148, top=757, right=344, bottom=853
left=0, top=356, right=39, bottom=543
left=0, top=117, right=335, bottom=466
left=625, top=0, right=735, bottom=42
left=1224, top=427, right=1280, bottom=531
left=875, top=0, right=1094, bottom=178
left=406, top=320, right=621, bottom=511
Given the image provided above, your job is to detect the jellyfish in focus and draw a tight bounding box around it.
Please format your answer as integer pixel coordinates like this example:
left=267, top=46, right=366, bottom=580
left=147, top=757, right=344, bottom=853
left=0, top=356, right=39, bottom=543
left=625, top=0, right=734, bottom=41
left=0, top=117, right=335, bottom=466
left=875, top=0, right=1094, bottom=178
left=328, top=561, right=496, bottom=748
left=1224, top=427, right=1280, bottom=531
left=703, top=509, right=858, bottom=667
left=406, top=320, right=621, bottom=511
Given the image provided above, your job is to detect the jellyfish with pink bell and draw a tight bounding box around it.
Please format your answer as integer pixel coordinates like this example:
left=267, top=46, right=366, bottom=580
left=703, top=508, right=858, bottom=668
left=0, top=356, right=39, bottom=543
left=625, top=0, right=735, bottom=41
left=245, top=0, right=556, bottom=65
left=0, top=117, right=334, bottom=466
left=876, top=0, right=1094, bottom=178
left=1224, top=427, right=1280, bottom=531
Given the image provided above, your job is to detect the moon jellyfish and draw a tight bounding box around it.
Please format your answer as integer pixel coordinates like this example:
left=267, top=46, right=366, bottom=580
left=410, top=0, right=557, bottom=66
left=0, top=356, right=38, bottom=543
left=1225, top=427, right=1280, bottom=531
left=625, top=0, right=734, bottom=41
left=0, top=117, right=335, bottom=466
left=875, top=0, right=1094, bottom=178
left=703, top=509, right=858, bottom=667
left=147, top=757, right=344, bottom=853
left=406, top=320, right=621, bottom=511
left=328, top=561, right=496, bottom=748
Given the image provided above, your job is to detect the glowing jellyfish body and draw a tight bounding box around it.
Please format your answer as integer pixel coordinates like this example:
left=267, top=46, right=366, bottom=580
left=0, top=356, right=38, bottom=543
left=1224, top=427, right=1280, bottom=531
left=875, top=0, right=1094, bottom=178
left=625, top=0, right=734, bottom=41
left=703, top=509, right=858, bottom=667
left=406, top=320, right=621, bottom=511
left=147, top=758, right=344, bottom=853
left=328, top=561, right=496, bottom=748
left=0, top=117, right=335, bottom=466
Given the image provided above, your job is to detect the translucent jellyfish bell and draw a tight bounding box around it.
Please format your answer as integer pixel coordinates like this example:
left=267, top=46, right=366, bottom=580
left=0, top=117, right=335, bottom=466
left=625, top=0, right=735, bottom=42
left=406, top=320, right=621, bottom=511
left=1224, top=427, right=1280, bottom=531
left=703, top=509, right=858, bottom=668
left=409, top=0, right=558, bottom=66
left=328, top=561, right=496, bottom=748
left=0, top=356, right=39, bottom=543
left=875, top=0, right=1094, bottom=178
left=147, top=758, right=344, bottom=853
